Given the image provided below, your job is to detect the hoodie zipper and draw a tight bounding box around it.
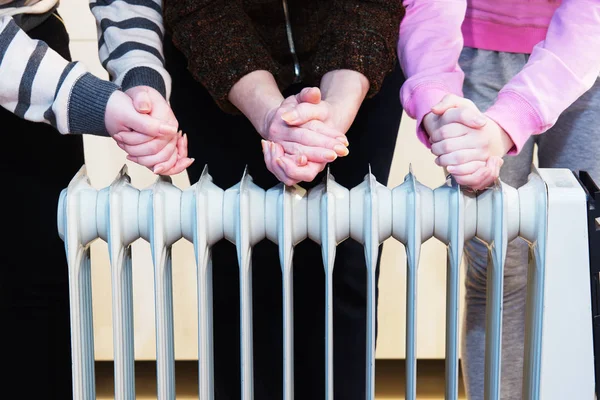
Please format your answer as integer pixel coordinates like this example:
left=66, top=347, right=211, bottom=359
left=282, top=0, right=301, bottom=82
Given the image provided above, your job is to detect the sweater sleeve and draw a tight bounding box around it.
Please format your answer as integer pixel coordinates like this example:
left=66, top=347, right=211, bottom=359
left=485, top=0, right=600, bottom=154
left=164, top=0, right=279, bottom=113
left=312, top=0, right=404, bottom=98
left=398, top=0, right=467, bottom=148
left=0, top=17, right=119, bottom=135
left=89, top=0, right=171, bottom=99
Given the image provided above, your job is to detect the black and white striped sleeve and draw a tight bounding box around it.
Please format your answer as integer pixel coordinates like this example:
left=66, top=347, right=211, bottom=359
left=90, top=0, right=171, bottom=99
left=0, top=16, right=119, bottom=135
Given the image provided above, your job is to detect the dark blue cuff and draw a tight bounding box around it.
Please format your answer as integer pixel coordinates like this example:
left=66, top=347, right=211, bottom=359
left=68, top=73, right=119, bottom=136
left=121, top=66, right=166, bottom=99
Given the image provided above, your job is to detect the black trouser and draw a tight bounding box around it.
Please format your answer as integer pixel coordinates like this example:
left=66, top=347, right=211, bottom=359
left=166, top=37, right=404, bottom=399
left=0, top=14, right=81, bottom=399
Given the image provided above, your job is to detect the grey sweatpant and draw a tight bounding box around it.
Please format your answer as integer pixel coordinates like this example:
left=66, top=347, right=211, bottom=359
left=459, top=47, right=600, bottom=400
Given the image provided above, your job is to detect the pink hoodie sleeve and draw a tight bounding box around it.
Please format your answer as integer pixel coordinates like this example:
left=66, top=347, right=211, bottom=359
left=398, top=0, right=467, bottom=148
left=485, top=0, right=600, bottom=154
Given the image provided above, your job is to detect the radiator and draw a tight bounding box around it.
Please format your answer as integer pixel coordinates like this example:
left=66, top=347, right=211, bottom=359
left=57, top=164, right=595, bottom=400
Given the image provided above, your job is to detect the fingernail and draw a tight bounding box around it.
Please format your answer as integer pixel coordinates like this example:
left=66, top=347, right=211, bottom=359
left=160, top=123, right=178, bottom=136
left=113, top=133, right=122, bottom=141
left=473, top=115, right=487, bottom=126
left=261, top=140, right=267, bottom=153
left=334, top=144, right=349, bottom=157
left=140, top=102, right=150, bottom=112
left=297, top=155, right=307, bottom=165
left=153, top=165, right=165, bottom=175
left=323, top=150, right=337, bottom=162
left=281, top=110, right=299, bottom=123
left=337, top=136, right=349, bottom=146
left=275, top=157, right=284, bottom=167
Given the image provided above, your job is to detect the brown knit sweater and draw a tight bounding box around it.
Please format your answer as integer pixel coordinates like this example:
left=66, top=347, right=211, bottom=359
left=164, top=0, right=405, bottom=113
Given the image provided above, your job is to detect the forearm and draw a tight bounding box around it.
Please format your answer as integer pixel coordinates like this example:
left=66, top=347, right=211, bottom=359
left=485, top=0, right=600, bottom=154
left=319, top=69, right=369, bottom=133
left=399, top=0, right=466, bottom=147
left=165, top=0, right=279, bottom=112
left=228, top=70, right=284, bottom=137
left=0, top=17, right=118, bottom=135
left=313, top=0, right=403, bottom=97
left=90, top=0, right=170, bottom=98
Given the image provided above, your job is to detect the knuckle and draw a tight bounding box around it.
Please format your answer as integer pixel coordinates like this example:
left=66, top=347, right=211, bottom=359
left=440, top=141, right=451, bottom=153
left=267, top=125, right=279, bottom=140
left=438, top=127, right=450, bottom=139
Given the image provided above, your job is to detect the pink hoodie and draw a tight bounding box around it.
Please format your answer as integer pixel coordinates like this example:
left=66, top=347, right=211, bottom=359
left=398, top=0, right=600, bottom=154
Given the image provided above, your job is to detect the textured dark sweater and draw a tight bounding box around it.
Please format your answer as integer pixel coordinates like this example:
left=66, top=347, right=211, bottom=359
left=164, top=0, right=405, bottom=113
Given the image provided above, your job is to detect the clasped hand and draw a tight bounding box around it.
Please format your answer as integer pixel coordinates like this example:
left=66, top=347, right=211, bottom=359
left=423, top=94, right=514, bottom=190
left=104, top=86, right=193, bottom=176
left=260, top=87, right=350, bottom=186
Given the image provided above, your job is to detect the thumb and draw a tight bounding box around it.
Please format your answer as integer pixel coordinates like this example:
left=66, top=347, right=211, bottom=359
left=431, top=94, right=463, bottom=115
left=296, top=87, right=321, bottom=104
left=132, top=89, right=152, bottom=114
left=281, top=102, right=328, bottom=125
left=127, top=109, right=178, bottom=138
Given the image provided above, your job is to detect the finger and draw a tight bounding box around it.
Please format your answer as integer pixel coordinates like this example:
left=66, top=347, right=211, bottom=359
left=113, top=130, right=155, bottom=146
left=471, top=171, right=497, bottom=191
left=446, top=160, right=487, bottom=176
left=294, top=153, right=308, bottom=166
left=281, top=142, right=338, bottom=163
left=439, top=106, right=487, bottom=129
left=295, top=87, right=321, bottom=104
left=277, top=156, right=324, bottom=183
left=281, top=102, right=329, bottom=125
left=161, top=157, right=195, bottom=176
left=435, top=148, right=489, bottom=167
left=262, top=140, right=273, bottom=171
left=120, top=136, right=171, bottom=157
left=268, top=142, right=297, bottom=185
left=430, top=123, right=472, bottom=143
left=177, top=132, right=188, bottom=159
left=430, top=133, right=483, bottom=156
left=431, top=94, right=470, bottom=115
left=454, top=166, right=492, bottom=189
left=285, top=128, right=348, bottom=155
left=476, top=156, right=503, bottom=190
left=127, top=112, right=178, bottom=138
left=262, top=140, right=285, bottom=182
left=300, top=120, right=348, bottom=143
left=132, top=88, right=152, bottom=114
left=271, top=142, right=295, bottom=183
left=153, top=146, right=178, bottom=175
left=127, top=136, right=178, bottom=168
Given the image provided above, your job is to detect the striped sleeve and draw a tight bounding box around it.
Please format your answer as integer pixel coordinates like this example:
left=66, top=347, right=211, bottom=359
left=0, top=16, right=119, bottom=135
left=90, top=0, right=171, bottom=99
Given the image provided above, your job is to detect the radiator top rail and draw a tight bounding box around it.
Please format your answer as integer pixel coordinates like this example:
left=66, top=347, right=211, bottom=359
left=57, top=164, right=546, bottom=250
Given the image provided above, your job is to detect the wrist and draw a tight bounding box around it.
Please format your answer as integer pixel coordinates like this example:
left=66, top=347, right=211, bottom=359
left=259, top=106, right=279, bottom=139
left=499, top=128, right=515, bottom=156
left=321, top=69, right=369, bottom=104
left=228, top=70, right=284, bottom=135
left=70, top=73, right=120, bottom=135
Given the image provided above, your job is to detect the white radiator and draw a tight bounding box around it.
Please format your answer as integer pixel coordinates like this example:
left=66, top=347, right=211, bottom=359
left=57, top=165, right=595, bottom=400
